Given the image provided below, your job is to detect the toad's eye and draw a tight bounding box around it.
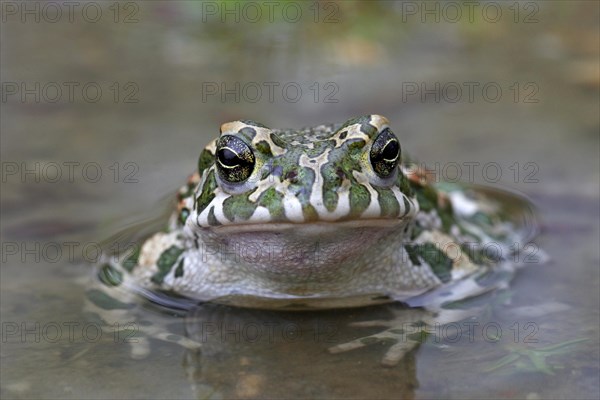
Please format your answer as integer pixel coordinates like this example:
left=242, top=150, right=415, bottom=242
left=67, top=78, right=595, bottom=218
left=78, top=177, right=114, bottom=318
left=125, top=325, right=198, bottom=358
left=215, top=135, right=255, bottom=183
left=370, top=128, right=400, bottom=178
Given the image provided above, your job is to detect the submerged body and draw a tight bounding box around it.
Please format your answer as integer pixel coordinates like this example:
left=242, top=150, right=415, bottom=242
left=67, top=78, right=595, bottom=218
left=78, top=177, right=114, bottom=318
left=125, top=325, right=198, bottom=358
left=100, top=115, right=529, bottom=310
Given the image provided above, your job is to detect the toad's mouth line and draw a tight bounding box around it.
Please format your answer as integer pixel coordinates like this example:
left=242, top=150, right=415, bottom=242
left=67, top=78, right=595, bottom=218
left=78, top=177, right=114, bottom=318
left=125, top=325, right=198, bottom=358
left=203, top=218, right=408, bottom=233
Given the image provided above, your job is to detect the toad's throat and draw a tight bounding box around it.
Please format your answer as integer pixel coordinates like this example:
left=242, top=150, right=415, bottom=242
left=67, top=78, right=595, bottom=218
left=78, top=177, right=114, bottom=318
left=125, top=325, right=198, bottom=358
left=195, top=219, right=413, bottom=285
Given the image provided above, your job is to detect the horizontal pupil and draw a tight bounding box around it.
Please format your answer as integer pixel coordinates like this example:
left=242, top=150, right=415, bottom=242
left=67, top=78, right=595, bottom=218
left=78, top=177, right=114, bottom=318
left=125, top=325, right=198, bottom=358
left=383, top=141, right=399, bottom=160
left=219, top=148, right=239, bottom=167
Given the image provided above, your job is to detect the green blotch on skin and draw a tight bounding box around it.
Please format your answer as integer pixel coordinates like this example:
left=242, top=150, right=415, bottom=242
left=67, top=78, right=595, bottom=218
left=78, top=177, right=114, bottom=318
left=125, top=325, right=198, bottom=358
left=270, top=133, right=287, bottom=148
left=413, top=182, right=459, bottom=232
left=432, top=187, right=457, bottom=232
left=98, top=264, right=123, bottom=287
left=403, top=196, right=413, bottom=217
left=86, top=289, right=133, bottom=310
left=349, top=184, right=370, bottom=217
left=122, top=245, right=141, bottom=272
left=414, top=184, right=439, bottom=212
left=465, top=244, right=493, bottom=266
left=238, top=126, right=258, bottom=141
left=322, top=164, right=341, bottom=213
left=331, top=139, right=364, bottom=172
left=223, top=191, right=258, bottom=222
left=405, top=245, right=422, bottom=266
left=151, top=246, right=184, bottom=284
left=307, top=140, right=335, bottom=158
left=288, top=166, right=315, bottom=212
left=198, top=149, right=215, bottom=174
left=255, top=140, right=273, bottom=156
left=339, top=139, right=365, bottom=175
left=179, top=208, right=190, bottom=225
left=174, top=259, right=184, bottom=278
left=375, top=187, right=400, bottom=217
left=338, top=115, right=373, bottom=135
left=258, top=187, right=285, bottom=221
left=302, top=204, right=318, bottom=222
left=405, top=242, right=453, bottom=283
left=360, top=121, right=377, bottom=137
left=399, top=171, right=413, bottom=197
left=347, top=139, right=366, bottom=151
left=207, top=206, right=220, bottom=226
left=196, top=170, right=217, bottom=214
left=438, top=207, right=456, bottom=233
left=321, top=141, right=363, bottom=213
left=410, top=224, right=423, bottom=240
left=260, top=166, right=271, bottom=180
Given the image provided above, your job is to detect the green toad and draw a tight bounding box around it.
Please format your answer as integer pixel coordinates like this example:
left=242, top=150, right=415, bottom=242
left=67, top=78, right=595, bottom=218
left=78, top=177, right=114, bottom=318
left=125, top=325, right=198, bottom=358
left=99, top=115, right=531, bottom=310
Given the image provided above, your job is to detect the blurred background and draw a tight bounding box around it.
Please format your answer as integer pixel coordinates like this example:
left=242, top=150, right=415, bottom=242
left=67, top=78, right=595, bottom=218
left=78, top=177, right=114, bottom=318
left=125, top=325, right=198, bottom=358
left=1, top=1, right=598, bottom=399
